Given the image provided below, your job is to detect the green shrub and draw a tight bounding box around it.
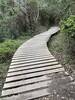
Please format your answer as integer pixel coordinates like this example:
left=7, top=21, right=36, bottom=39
left=60, top=15, right=75, bottom=38
left=60, top=15, right=75, bottom=57
left=0, top=39, right=24, bottom=63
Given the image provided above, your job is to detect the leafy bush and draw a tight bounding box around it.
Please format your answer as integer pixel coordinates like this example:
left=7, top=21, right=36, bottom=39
left=60, top=15, right=75, bottom=57
left=0, top=39, right=25, bottom=63
left=60, top=15, right=75, bottom=38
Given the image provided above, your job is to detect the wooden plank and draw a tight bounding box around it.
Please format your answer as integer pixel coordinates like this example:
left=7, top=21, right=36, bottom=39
left=2, top=80, right=51, bottom=97
left=11, top=57, right=54, bottom=65
left=4, top=71, right=69, bottom=90
left=7, top=64, right=62, bottom=77
left=2, top=74, right=72, bottom=100
left=5, top=67, right=64, bottom=83
left=1, top=88, right=49, bottom=100
left=14, top=49, right=49, bottom=56
left=10, top=59, right=56, bottom=67
left=12, top=56, right=54, bottom=62
left=10, top=59, right=57, bottom=68
left=13, top=52, right=50, bottom=58
left=3, top=75, right=49, bottom=89
left=8, top=61, right=59, bottom=72
left=12, top=54, right=53, bottom=60
left=14, top=52, right=49, bottom=58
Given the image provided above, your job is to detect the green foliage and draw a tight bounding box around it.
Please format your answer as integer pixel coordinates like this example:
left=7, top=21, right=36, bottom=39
left=60, top=15, right=75, bottom=63
left=48, top=32, right=67, bottom=66
left=0, top=0, right=22, bottom=41
left=60, top=15, right=75, bottom=38
left=0, top=0, right=75, bottom=40
left=38, top=0, right=75, bottom=26
left=39, top=9, right=50, bottom=26
left=0, top=0, right=39, bottom=40
left=0, top=63, right=9, bottom=96
left=0, top=39, right=26, bottom=63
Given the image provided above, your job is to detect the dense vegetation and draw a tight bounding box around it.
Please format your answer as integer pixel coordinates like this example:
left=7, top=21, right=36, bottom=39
left=60, top=15, right=75, bottom=56
left=0, top=0, right=75, bottom=97
left=48, top=15, right=75, bottom=71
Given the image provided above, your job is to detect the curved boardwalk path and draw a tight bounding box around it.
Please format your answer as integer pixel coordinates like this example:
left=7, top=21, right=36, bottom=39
left=1, top=27, right=75, bottom=100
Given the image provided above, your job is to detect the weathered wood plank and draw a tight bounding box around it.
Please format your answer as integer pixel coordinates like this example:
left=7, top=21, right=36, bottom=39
left=11, top=57, right=54, bottom=65
left=8, top=61, right=59, bottom=72
left=2, top=80, right=51, bottom=97
left=5, top=67, right=64, bottom=83
left=3, top=75, right=49, bottom=89
left=10, top=59, right=57, bottom=68
left=2, top=88, right=49, bottom=100
left=7, top=64, right=62, bottom=77
left=12, top=56, right=54, bottom=63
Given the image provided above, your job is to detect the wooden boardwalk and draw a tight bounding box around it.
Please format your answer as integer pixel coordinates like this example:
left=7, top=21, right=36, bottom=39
left=1, top=27, right=75, bottom=100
